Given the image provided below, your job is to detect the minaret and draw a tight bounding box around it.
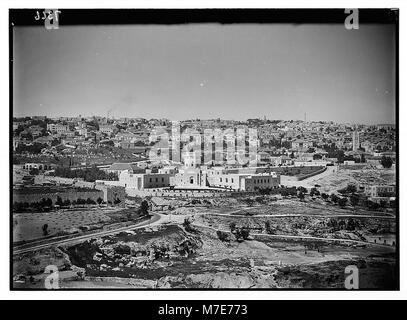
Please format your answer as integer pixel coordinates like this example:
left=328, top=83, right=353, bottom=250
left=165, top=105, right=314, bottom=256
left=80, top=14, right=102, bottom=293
left=352, top=127, right=360, bottom=152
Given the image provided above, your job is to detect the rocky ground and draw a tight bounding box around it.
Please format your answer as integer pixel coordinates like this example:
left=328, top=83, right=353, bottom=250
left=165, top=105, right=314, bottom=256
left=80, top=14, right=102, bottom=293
left=13, top=221, right=397, bottom=289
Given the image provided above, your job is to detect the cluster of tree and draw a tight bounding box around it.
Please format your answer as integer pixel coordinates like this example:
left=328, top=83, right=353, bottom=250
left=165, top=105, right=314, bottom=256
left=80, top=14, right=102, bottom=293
left=310, top=187, right=321, bottom=197
left=15, top=120, right=52, bottom=139
left=28, top=168, right=41, bottom=176
left=243, top=198, right=255, bottom=206
left=55, top=196, right=103, bottom=207
left=366, top=200, right=391, bottom=210
left=326, top=218, right=360, bottom=231
left=235, top=227, right=251, bottom=242
left=322, top=190, right=391, bottom=211
left=55, top=196, right=102, bottom=207
left=217, top=230, right=231, bottom=242
left=324, top=147, right=345, bottom=163
left=229, top=222, right=251, bottom=241
left=86, top=119, right=100, bottom=131
left=280, top=187, right=298, bottom=197
left=124, top=200, right=149, bottom=221
left=350, top=194, right=360, bottom=207
left=338, top=184, right=357, bottom=195
left=53, top=165, right=118, bottom=182
left=327, top=193, right=338, bottom=203
left=338, top=197, right=348, bottom=207
left=15, top=142, right=47, bottom=154
left=304, top=241, right=324, bottom=252
left=381, top=156, right=393, bottom=168
left=13, top=198, right=53, bottom=212
left=183, top=217, right=196, bottom=233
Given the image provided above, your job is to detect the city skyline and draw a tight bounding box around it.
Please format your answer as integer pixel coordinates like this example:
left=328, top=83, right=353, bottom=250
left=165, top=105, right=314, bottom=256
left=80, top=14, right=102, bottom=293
left=12, top=114, right=395, bottom=126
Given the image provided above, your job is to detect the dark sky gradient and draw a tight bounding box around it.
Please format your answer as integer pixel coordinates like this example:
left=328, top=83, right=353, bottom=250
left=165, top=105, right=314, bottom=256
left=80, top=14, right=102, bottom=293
left=13, top=23, right=396, bottom=124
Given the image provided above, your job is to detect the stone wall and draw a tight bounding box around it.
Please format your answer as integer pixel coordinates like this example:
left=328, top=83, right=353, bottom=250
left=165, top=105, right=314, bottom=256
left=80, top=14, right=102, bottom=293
left=125, top=187, right=254, bottom=199
left=13, top=188, right=103, bottom=204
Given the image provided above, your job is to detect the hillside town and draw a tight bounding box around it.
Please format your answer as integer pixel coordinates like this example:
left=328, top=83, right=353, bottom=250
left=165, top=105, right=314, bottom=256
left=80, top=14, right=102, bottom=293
left=12, top=115, right=397, bottom=289
left=13, top=115, right=396, bottom=195
left=10, top=6, right=398, bottom=291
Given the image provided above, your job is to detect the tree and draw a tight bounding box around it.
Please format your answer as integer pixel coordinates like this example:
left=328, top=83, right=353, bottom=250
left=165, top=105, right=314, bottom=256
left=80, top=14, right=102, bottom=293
left=347, top=184, right=357, bottom=193
left=183, top=217, right=195, bottom=233
left=321, top=193, right=329, bottom=200
left=265, top=221, right=274, bottom=234
left=244, top=198, right=255, bottom=207
left=86, top=198, right=96, bottom=205
left=45, top=198, right=52, bottom=207
left=29, top=168, right=40, bottom=175
left=140, top=200, right=149, bottom=216
left=76, top=198, right=86, bottom=205
left=229, top=222, right=236, bottom=233
left=96, top=197, right=103, bottom=205
left=42, top=224, right=49, bottom=236
left=379, top=200, right=387, bottom=208
left=297, top=186, right=307, bottom=194
left=330, top=194, right=339, bottom=204
left=350, top=194, right=359, bottom=207
left=381, top=156, right=393, bottom=168
left=56, top=196, right=63, bottom=206
left=298, top=192, right=305, bottom=201
left=310, top=188, right=320, bottom=197
left=367, top=200, right=380, bottom=210
left=40, top=198, right=48, bottom=207
left=217, top=231, right=230, bottom=242
left=346, top=218, right=357, bottom=231
left=338, top=197, right=348, bottom=207
left=236, top=227, right=250, bottom=241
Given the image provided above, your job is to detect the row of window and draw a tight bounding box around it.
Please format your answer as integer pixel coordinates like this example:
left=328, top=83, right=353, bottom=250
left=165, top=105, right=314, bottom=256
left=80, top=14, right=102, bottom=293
left=219, top=177, right=234, bottom=183
left=253, top=179, right=271, bottom=184
left=149, top=177, right=166, bottom=183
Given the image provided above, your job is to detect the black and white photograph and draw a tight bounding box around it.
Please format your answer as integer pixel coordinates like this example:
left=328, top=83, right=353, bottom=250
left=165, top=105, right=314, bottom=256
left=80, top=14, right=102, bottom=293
left=9, top=8, right=399, bottom=291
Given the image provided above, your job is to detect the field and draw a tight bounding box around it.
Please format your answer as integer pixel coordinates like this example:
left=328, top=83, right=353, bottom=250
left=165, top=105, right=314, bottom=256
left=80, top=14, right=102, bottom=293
left=13, top=209, right=111, bottom=243
left=12, top=207, right=143, bottom=243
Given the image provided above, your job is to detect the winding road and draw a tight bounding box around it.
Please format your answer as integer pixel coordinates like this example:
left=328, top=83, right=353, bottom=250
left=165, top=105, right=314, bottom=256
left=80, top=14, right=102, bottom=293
left=13, top=212, right=163, bottom=255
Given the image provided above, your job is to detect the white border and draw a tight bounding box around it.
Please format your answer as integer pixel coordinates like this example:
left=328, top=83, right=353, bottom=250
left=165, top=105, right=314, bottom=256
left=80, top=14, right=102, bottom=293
left=1, top=0, right=405, bottom=300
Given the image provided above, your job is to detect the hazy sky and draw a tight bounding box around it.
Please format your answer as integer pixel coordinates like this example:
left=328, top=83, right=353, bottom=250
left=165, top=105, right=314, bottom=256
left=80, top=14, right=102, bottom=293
left=13, top=23, right=396, bottom=124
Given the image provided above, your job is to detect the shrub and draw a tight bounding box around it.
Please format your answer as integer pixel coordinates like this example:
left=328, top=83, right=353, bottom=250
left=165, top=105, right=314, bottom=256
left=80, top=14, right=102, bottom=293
left=217, top=231, right=230, bottom=242
left=338, top=197, right=348, bottom=207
